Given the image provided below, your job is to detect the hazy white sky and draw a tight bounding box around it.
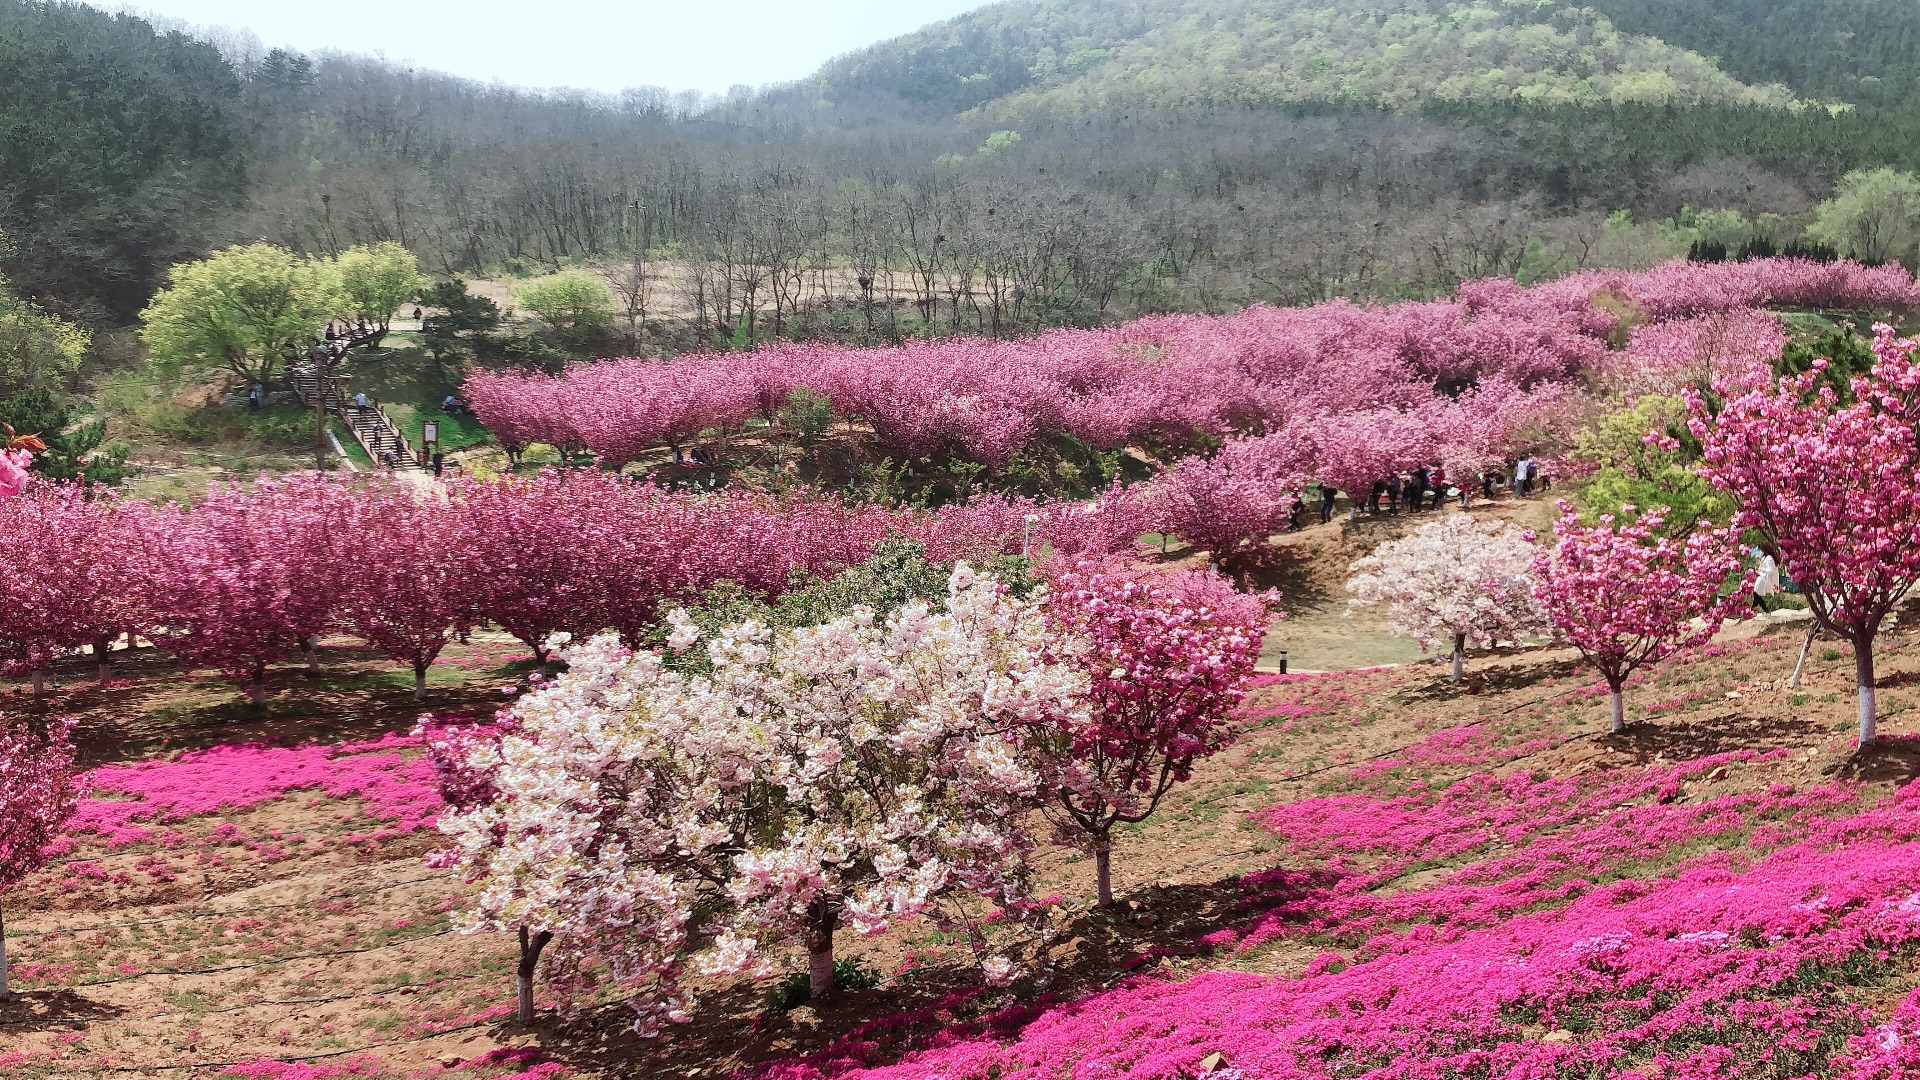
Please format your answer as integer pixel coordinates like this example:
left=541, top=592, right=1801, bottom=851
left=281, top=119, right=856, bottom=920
left=124, top=0, right=991, bottom=95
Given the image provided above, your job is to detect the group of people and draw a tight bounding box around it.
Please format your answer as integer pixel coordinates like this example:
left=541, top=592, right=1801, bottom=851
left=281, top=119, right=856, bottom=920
left=1315, top=457, right=1552, bottom=525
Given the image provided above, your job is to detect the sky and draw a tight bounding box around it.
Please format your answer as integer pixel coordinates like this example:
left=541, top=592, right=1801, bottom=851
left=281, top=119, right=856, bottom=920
left=122, top=0, right=991, bottom=95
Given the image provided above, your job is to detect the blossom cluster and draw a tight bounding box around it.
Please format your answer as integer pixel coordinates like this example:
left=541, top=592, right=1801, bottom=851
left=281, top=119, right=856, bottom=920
left=434, top=566, right=1091, bottom=1034
left=1346, top=513, right=1547, bottom=662
left=1690, top=323, right=1920, bottom=742
left=1532, top=502, right=1746, bottom=729
left=435, top=561, right=1270, bottom=1029
left=468, top=259, right=1916, bottom=474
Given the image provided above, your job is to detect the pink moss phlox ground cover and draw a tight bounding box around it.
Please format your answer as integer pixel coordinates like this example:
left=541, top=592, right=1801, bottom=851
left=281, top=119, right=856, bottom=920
left=753, top=748, right=1920, bottom=1080
left=63, top=733, right=442, bottom=848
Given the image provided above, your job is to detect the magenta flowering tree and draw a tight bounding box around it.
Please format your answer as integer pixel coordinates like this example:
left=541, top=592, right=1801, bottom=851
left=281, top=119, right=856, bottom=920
left=149, top=476, right=356, bottom=699
left=1149, top=432, right=1310, bottom=566
left=1038, top=562, right=1271, bottom=906
left=1533, top=502, right=1747, bottom=734
left=1690, top=324, right=1920, bottom=744
left=340, top=486, right=486, bottom=699
left=0, top=487, right=160, bottom=692
left=0, top=715, right=78, bottom=999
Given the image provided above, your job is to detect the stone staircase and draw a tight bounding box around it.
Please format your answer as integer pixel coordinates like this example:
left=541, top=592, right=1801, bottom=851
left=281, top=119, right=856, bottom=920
left=287, top=360, right=423, bottom=470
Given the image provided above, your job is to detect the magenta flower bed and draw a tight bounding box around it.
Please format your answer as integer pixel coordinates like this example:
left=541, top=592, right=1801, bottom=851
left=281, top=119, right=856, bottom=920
left=757, top=751, right=1920, bottom=1080
left=65, top=733, right=443, bottom=848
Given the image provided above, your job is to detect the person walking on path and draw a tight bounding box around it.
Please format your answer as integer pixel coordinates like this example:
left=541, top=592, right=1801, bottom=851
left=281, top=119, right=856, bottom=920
left=1408, top=466, right=1430, bottom=512
left=1319, top=485, right=1338, bottom=524
left=1386, top=473, right=1403, bottom=515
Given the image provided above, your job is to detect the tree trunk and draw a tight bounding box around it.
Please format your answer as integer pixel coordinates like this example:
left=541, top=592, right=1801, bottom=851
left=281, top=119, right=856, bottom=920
left=516, top=927, right=551, bottom=1025
left=1609, top=688, right=1626, bottom=734
left=807, top=898, right=837, bottom=999
left=1451, top=634, right=1466, bottom=684
left=1858, top=644, right=1878, bottom=745
left=1789, top=624, right=1816, bottom=689
left=414, top=662, right=429, bottom=701
left=1, top=903, right=10, bottom=1000
left=303, top=637, right=320, bottom=674
left=248, top=661, right=266, bottom=703
left=31, top=669, right=44, bottom=698
left=96, top=634, right=113, bottom=682
left=1095, top=841, right=1115, bottom=908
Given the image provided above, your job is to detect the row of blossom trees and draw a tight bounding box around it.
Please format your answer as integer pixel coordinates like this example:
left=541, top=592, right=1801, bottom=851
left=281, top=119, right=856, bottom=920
left=1348, top=321, right=1920, bottom=745
left=1346, top=510, right=1744, bottom=733
left=0, top=473, right=1151, bottom=700
left=429, top=559, right=1270, bottom=1028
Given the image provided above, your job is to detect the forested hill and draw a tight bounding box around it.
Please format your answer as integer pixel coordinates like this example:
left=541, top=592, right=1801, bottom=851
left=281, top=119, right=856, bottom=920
left=813, top=0, right=1920, bottom=115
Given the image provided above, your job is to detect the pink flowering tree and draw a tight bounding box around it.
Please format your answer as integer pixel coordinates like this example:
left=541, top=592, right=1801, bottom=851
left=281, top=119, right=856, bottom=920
left=0, top=489, right=159, bottom=691
left=1150, top=433, right=1310, bottom=566
left=1346, top=514, right=1548, bottom=682
left=0, top=715, right=78, bottom=999
left=1037, top=562, right=1270, bottom=907
left=340, top=487, right=486, bottom=699
left=1690, top=324, right=1920, bottom=744
left=1533, top=502, right=1747, bottom=734
left=147, top=476, right=357, bottom=699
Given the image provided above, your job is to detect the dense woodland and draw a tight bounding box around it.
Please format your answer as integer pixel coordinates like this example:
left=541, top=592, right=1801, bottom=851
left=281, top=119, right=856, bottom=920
left=8, top=0, right=1920, bottom=348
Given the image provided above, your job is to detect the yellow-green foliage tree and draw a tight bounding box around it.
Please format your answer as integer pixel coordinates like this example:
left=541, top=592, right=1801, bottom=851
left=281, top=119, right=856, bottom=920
left=1568, top=394, right=1732, bottom=538
left=515, top=271, right=614, bottom=349
left=0, top=267, right=89, bottom=396
left=140, top=243, right=346, bottom=388
left=1808, top=168, right=1920, bottom=269
left=335, top=241, right=426, bottom=345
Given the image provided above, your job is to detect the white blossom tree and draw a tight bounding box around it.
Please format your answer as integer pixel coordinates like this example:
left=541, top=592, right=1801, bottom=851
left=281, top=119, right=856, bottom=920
left=1346, top=514, right=1548, bottom=682
left=433, top=565, right=1085, bottom=1033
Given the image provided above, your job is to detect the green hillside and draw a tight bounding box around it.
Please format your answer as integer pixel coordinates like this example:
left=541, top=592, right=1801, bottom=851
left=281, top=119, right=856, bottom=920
left=815, top=0, right=1919, bottom=116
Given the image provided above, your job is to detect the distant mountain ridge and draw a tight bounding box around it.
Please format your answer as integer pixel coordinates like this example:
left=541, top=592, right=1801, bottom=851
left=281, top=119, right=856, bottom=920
left=813, top=0, right=1920, bottom=116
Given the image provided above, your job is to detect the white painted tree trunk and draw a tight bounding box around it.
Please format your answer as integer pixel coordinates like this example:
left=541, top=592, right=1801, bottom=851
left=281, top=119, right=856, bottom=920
left=807, top=900, right=838, bottom=999
left=1451, top=635, right=1466, bottom=683
left=1789, top=625, right=1816, bottom=689
left=1610, top=689, right=1626, bottom=734
left=1859, top=646, right=1879, bottom=745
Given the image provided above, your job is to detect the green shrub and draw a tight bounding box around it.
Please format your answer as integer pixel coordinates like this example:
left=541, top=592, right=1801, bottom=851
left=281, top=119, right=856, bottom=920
left=762, top=957, right=883, bottom=1013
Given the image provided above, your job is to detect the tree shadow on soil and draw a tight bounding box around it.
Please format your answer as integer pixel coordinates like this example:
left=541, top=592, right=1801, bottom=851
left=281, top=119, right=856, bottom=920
left=1599, top=710, right=1829, bottom=763
left=0, top=988, right=127, bottom=1028
left=534, top=874, right=1278, bottom=1079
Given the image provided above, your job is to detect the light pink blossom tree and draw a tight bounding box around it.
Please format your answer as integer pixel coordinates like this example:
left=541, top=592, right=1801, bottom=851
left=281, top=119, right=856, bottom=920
left=0, top=715, right=78, bottom=999
left=1690, top=324, right=1920, bottom=744
left=1037, top=562, right=1270, bottom=906
left=1347, top=514, right=1548, bottom=682
left=1533, top=501, right=1747, bottom=733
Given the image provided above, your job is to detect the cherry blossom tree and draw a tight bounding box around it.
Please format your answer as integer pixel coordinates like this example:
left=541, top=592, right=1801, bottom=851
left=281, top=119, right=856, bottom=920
left=0, top=715, right=78, bottom=999
left=1036, top=562, right=1268, bottom=906
left=1346, top=514, right=1548, bottom=682
left=1690, top=324, right=1920, bottom=744
left=0, top=487, right=160, bottom=692
left=433, top=565, right=1083, bottom=1032
left=1150, top=432, right=1310, bottom=565
left=150, top=476, right=356, bottom=699
left=340, top=486, right=486, bottom=699
left=1533, top=502, right=1747, bottom=733
left=418, top=716, right=547, bottom=1022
